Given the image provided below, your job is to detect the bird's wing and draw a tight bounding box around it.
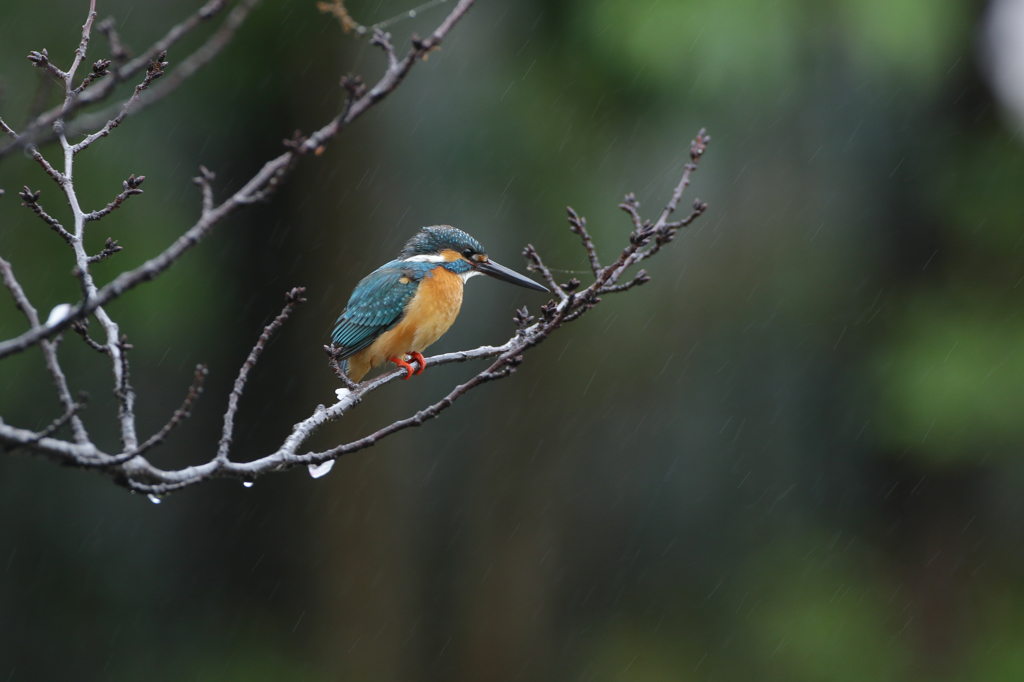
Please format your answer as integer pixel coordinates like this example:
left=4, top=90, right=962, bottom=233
left=331, top=261, right=426, bottom=358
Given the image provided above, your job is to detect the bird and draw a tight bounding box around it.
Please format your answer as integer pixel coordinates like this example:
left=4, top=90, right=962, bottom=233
left=331, top=225, right=549, bottom=383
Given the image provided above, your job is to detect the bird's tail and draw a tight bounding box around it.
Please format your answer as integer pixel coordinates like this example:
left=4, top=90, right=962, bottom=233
left=344, top=354, right=370, bottom=383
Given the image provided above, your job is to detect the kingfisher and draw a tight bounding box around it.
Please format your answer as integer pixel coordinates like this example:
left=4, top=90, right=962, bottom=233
left=331, top=225, right=548, bottom=382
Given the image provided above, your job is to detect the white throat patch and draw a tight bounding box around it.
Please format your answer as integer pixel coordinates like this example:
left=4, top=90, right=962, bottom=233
left=459, top=270, right=481, bottom=283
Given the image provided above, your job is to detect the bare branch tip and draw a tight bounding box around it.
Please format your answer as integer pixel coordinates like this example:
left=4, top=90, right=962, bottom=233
left=691, top=129, right=710, bottom=159
left=325, top=344, right=360, bottom=390
left=71, top=318, right=109, bottom=353
left=29, top=48, right=68, bottom=83
left=72, top=58, right=112, bottom=95
left=97, top=17, right=130, bottom=63
left=87, top=238, right=123, bottom=264
left=513, top=306, right=535, bottom=331
left=340, top=74, right=366, bottom=98
left=151, top=51, right=170, bottom=75
left=283, top=130, right=309, bottom=152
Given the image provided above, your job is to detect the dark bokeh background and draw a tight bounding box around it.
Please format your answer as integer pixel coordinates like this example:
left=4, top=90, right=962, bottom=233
left=3, top=0, right=1024, bottom=679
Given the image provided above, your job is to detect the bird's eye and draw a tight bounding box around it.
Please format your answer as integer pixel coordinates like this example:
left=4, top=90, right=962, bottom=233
left=462, top=249, right=474, bottom=259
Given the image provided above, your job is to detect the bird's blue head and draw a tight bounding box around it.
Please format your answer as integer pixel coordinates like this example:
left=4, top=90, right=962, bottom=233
left=400, top=226, right=485, bottom=260
left=399, top=226, right=548, bottom=292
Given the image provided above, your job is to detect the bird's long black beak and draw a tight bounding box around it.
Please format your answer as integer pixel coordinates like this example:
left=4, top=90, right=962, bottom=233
left=476, top=259, right=549, bottom=292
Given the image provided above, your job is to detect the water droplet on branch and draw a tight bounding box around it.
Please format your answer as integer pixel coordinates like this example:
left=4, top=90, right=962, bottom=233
left=308, top=460, right=335, bottom=479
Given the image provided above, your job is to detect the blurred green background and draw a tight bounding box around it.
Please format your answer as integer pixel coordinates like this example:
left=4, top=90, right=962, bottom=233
left=3, top=0, right=1024, bottom=679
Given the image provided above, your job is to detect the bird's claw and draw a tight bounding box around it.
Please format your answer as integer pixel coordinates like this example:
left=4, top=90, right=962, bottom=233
left=388, top=355, right=415, bottom=380
left=408, top=351, right=426, bottom=375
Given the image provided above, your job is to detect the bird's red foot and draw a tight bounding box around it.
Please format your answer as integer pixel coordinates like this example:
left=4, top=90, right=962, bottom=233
left=388, top=356, right=415, bottom=379
left=408, top=351, right=426, bottom=375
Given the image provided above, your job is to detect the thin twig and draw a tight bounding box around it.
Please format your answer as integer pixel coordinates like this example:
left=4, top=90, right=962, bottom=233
left=72, top=53, right=168, bottom=155
left=325, top=345, right=359, bottom=390
left=18, top=187, right=76, bottom=245
left=27, top=49, right=68, bottom=83
left=113, top=335, right=136, bottom=450
left=599, top=270, right=650, bottom=294
left=370, top=29, right=399, bottom=70
left=86, top=238, right=123, bottom=264
left=654, top=129, right=709, bottom=230
left=664, top=200, right=708, bottom=230
left=0, top=0, right=231, bottom=159
left=97, top=17, right=130, bottom=64
left=618, top=192, right=644, bottom=231
left=64, top=0, right=99, bottom=101
left=27, top=145, right=65, bottom=185
left=0, top=255, right=90, bottom=444
left=217, top=287, right=306, bottom=463
left=68, top=0, right=261, bottom=139
left=193, top=166, right=216, bottom=217
left=70, top=319, right=109, bottom=353
left=130, top=365, right=208, bottom=458
left=0, top=117, right=17, bottom=139
left=566, top=207, right=602, bottom=277
left=85, top=174, right=144, bottom=221
left=71, top=59, right=112, bottom=98
left=27, top=395, right=88, bottom=444
left=523, top=244, right=566, bottom=300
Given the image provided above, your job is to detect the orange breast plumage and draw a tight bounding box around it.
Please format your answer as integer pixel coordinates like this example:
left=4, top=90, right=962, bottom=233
left=398, top=266, right=465, bottom=352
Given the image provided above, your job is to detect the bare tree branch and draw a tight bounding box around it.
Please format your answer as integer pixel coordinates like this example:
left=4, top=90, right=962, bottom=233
left=664, top=201, right=708, bottom=230
left=523, top=244, right=566, bottom=301
left=0, top=0, right=238, bottom=160
left=654, top=131, right=710, bottom=230
left=85, top=174, right=144, bottom=222
left=27, top=49, right=69, bottom=84
left=193, top=166, right=216, bottom=217
left=71, top=53, right=167, bottom=154
left=13, top=2, right=146, bottom=452
left=26, top=142, right=66, bottom=185
left=324, top=345, right=360, bottom=390
left=25, top=395, right=88, bottom=444
left=71, top=59, right=112, bottom=98
left=65, top=0, right=99, bottom=95
left=112, top=334, right=137, bottom=450
left=370, top=29, right=399, bottom=70
left=97, top=17, right=129, bottom=65
left=131, top=365, right=208, bottom=458
left=67, top=0, right=260, bottom=139
left=600, top=269, right=651, bottom=294
left=217, top=288, right=306, bottom=464
left=0, top=255, right=90, bottom=444
left=0, top=117, right=17, bottom=139
left=566, top=207, right=602, bottom=277
left=18, top=187, right=75, bottom=245
left=70, top=318, right=109, bottom=352
left=86, top=237, right=123, bottom=264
